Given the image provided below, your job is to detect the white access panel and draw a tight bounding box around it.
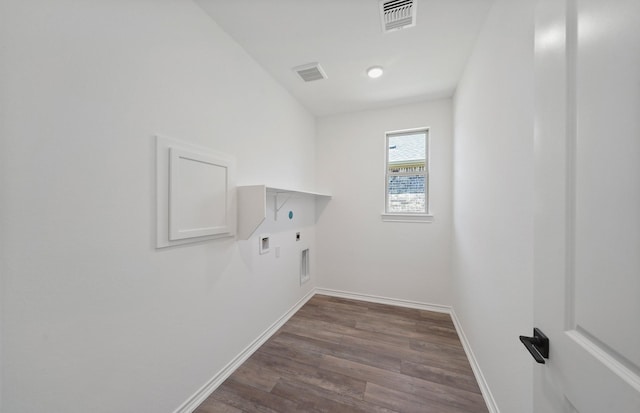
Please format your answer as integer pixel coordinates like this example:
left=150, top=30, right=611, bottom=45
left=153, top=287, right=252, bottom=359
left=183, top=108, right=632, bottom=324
left=169, top=148, right=229, bottom=240
left=156, top=135, right=235, bottom=248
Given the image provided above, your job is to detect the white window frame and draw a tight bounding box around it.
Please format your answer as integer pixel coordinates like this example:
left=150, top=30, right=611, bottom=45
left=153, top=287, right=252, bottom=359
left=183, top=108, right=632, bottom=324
left=382, top=128, right=433, bottom=223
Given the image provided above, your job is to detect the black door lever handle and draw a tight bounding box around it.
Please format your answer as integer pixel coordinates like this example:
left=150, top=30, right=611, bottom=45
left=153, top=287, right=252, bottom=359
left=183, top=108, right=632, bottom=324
left=519, top=328, right=549, bottom=364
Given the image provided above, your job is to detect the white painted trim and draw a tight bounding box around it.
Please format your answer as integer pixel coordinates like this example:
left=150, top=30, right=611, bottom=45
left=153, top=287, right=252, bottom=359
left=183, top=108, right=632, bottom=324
left=450, top=308, right=500, bottom=413
left=567, top=330, right=640, bottom=393
left=381, top=213, right=434, bottom=223
left=172, top=289, right=315, bottom=413
left=315, top=288, right=450, bottom=313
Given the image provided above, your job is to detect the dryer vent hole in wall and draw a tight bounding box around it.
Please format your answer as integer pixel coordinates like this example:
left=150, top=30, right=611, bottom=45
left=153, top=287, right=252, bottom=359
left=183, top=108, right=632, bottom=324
left=259, top=234, right=270, bottom=254
left=300, top=248, right=310, bottom=285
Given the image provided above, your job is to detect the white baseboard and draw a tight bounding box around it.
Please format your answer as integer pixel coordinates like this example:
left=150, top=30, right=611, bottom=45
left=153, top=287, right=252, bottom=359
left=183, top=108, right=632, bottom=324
left=314, top=287, right=451, bottom=314
left=172, top=289, right=316, bottom=413
left=174, top=287, right=499, bottom=413
left=450, top=308, right=500, bottom=413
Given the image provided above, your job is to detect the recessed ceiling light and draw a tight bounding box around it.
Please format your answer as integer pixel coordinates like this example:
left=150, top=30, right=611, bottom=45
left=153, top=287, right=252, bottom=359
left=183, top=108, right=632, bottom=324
left=367, top=66, right=384, bottom=79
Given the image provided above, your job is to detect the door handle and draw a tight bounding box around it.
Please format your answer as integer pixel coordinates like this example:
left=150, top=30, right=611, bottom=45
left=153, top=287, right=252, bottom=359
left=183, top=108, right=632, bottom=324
left=519, top=328, right=549, bottom=364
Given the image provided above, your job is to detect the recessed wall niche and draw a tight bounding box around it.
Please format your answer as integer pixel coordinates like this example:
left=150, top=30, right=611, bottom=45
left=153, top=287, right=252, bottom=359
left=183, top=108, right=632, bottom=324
left=156, top=135, right=236, bottom=248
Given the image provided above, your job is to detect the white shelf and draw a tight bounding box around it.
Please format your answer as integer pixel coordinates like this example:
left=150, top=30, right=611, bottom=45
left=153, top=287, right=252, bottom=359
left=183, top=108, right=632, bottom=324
left=237, top=185, right=331, bottom=240
left=265, top=186, right=331, bottom=198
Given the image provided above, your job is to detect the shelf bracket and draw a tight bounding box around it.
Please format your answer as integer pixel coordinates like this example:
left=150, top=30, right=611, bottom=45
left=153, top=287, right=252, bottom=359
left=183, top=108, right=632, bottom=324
left=274, top=192, right=292, bottom=221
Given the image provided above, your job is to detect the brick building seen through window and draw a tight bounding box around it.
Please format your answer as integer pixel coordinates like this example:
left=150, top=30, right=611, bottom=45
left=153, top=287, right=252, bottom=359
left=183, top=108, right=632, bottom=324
left=385, top=129, right=428, bottom=214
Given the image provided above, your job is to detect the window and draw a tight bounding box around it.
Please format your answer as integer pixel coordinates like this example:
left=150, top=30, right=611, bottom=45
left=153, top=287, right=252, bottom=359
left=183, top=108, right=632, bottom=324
left=384, top=129, right=430, bottom=221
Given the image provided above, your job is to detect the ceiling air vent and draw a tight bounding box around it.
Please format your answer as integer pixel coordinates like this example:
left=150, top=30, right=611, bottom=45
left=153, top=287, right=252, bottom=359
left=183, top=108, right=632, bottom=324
left=293, top=62, right=327, bottom=82
left=380, top=0, right=416, bottom=32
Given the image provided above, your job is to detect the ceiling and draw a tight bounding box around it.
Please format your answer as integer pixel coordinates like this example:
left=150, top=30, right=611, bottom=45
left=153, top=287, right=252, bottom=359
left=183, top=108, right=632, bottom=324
left=196, top=0, right=494, bottom=117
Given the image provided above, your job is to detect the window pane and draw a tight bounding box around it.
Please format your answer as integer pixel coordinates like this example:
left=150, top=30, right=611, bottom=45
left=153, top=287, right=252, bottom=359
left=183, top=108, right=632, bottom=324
left=388, top=133, right=426, bottom=164
left=387, top=175, right=426, bottom=213
left=386, top=131, right=427, bottom=214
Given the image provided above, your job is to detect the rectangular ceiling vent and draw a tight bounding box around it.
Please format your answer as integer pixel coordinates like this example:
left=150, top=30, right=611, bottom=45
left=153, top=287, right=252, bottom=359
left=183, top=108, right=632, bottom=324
left=380, top=0, right=416, bottom=32
left=293, top=62, right=327, bottom=82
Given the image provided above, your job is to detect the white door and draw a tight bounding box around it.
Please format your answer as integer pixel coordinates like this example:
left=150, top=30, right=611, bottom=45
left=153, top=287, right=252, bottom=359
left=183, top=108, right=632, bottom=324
left=533, top=0, right=640, bottom=412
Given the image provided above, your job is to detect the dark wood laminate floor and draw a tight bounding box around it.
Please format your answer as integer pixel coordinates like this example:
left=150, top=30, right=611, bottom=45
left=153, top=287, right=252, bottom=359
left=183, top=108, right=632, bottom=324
left=194, top=295, right=488, bottom=413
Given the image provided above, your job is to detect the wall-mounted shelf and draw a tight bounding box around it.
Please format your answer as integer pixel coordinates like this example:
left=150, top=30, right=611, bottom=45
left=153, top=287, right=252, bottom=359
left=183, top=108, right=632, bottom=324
left=237, top=185, right=331, bottom=240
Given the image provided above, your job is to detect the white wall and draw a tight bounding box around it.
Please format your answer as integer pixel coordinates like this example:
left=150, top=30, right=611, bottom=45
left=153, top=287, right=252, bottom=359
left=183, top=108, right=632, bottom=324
left=0, top=1, right=317, bottom=412
left=316, top=100, right=453, bottom=305
left=452, top=0, right=535, bottom=412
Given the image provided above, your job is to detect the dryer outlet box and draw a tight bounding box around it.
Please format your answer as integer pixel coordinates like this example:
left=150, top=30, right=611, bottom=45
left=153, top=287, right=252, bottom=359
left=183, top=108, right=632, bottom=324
left=259, top=234, right=270, bottom=255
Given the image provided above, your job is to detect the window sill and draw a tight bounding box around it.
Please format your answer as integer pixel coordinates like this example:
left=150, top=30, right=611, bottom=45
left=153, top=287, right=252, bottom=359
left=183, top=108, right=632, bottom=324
left=381, top=213, right=434, bottom=223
